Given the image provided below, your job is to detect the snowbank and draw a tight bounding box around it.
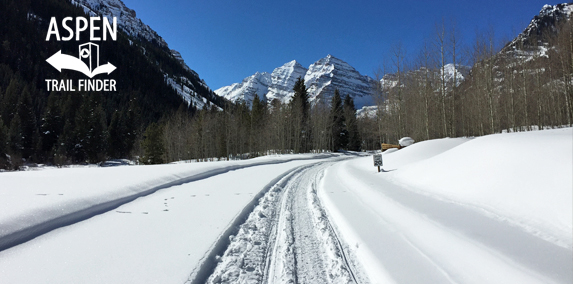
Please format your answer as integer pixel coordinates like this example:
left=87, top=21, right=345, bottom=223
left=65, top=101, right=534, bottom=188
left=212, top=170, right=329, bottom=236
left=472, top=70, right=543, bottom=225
left=319, top=129, right=572, bottom=283
left=387, top=128, right=573, bottom=249
left=382, top=137, right=471, bottom=168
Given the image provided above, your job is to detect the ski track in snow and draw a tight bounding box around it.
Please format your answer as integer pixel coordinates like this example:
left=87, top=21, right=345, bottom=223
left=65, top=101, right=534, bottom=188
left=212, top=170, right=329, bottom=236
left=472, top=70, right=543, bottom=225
left=203, top=160, right=362, bottom=284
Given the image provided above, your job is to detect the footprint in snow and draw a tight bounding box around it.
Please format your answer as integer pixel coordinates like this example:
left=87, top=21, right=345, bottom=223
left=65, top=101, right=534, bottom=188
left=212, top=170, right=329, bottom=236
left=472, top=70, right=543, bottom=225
left=163, top=209, right=169, bottom=212
left=116, top=211, right=132, bottom=214
left=142, top=212, right=149, bottom=214
left=191, top=195, right=196, bottom=197
left=205, top=194, right=210, bottom=196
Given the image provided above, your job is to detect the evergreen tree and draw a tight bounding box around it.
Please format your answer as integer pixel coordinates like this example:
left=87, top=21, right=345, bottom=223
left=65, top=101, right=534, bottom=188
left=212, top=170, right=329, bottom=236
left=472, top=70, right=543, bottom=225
left=74, top=93, right=108, bottom=163
left=18, top=86, right=38, bottom=160
left=251, top=93, right=266, bottom=154
left=39, top=92, right=63, bottom=160
left=0, top=118, right=8, bottom=168
left=58, top=92, right=82, bottom=162
left=123, top=102, right=139, bottom=156
left=85, top=94, right=108, bottom=163
left=330, top=89, right=346, bottom=151
left=251, top=94, right=265, bottom=126
left=290, top=77, right=311, bottom=153
left=343, top=95, right=361, bottom=151
left=8, top=112, right=22, bottom=160
left=107, top=111, right=125, bottom=158
left=1, top=78, right=20, bottom=126
left=140, top=122, right=165, bottom=164
left=107, top=103, right=140, bottom=159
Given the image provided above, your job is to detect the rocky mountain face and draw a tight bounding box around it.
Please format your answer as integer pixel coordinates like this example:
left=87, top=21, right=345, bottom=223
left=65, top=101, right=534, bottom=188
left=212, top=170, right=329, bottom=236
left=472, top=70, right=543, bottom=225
left=503, top=3, right=572, bottom=53
left=305, top=55, right=375, bottom=108
left=73, top=0, right=223, bottom=109
left=215, top=55, right=375, bottom=108
left=267, top=60, right=308, bottom=103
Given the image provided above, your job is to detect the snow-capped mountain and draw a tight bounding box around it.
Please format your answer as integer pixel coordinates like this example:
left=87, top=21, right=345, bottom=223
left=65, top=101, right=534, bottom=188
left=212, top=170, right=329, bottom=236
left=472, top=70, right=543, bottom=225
left=267, top=60, right=308, bottom=103
left=215, top=55, right=375, bottom=109
left=72, top=0, right=223, bottom=110
left=304, top=55, right=374, bottom=108
left=215, top=72, right=271, bottom=105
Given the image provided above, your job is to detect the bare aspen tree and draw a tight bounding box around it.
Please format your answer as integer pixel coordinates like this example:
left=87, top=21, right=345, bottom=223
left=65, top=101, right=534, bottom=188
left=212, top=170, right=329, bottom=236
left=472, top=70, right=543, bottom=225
left=416, top=40, right=434, bottom=140
left=391, top=42, right=406, bottom=139
left=449, top=19, right=460, bottom=136
left=435, top=20, right=449, bottom=137
left=508, top=62, right=517, bottom=131
left=559, top=18, right=573, bottom=125
left=486, top=28, right=496, bottom=134
left=374, top=60, right=393, bottom=144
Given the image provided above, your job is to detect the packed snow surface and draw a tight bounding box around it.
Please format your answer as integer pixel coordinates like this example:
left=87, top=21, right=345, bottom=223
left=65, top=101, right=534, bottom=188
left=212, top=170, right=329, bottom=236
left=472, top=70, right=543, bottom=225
left=0, top=128, right=571, bottom=283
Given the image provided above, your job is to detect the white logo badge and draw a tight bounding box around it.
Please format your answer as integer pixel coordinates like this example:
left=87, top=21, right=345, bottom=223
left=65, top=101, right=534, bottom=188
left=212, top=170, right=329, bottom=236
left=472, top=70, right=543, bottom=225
left=46, top=42, right=116, bottom=78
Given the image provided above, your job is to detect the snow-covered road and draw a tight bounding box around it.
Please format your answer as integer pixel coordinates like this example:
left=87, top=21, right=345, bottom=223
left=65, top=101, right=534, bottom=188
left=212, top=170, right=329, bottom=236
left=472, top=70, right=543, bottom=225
left=206, top=159, right=362, bottom=284
left=0, top=128, right=570, bottom=284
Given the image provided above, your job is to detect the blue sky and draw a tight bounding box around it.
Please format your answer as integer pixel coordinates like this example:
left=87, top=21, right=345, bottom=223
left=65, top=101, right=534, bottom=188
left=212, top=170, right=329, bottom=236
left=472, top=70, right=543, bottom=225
left=121, top=0, right=562, bottom=90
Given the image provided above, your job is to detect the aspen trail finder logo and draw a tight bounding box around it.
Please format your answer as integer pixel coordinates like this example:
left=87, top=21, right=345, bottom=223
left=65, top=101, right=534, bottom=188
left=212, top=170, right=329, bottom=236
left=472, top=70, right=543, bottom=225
left=45, top=16, right=118, bottom=92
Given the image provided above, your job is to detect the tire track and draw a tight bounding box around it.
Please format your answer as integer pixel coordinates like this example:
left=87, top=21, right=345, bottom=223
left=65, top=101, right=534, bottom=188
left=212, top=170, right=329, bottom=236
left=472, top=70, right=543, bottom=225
left=202, top=160, right=361, bottom=284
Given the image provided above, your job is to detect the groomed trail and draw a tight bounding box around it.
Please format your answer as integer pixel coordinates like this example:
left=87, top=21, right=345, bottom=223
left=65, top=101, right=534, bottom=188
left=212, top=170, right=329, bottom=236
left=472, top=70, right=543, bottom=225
left=200, top=144, right=571, bottom=284
left=203, top=161, right=365, bottom=284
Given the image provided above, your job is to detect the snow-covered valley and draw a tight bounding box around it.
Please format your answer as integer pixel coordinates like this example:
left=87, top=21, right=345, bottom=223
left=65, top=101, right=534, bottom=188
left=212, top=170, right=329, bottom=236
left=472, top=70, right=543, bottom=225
left=0, top=128, right=571, bottom=283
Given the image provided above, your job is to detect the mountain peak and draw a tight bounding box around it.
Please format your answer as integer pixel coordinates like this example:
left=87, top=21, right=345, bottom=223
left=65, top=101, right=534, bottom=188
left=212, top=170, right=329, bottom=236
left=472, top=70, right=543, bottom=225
left=283, top=60, right=302, bottom=68
left=216, top=56, right=374, bottom=109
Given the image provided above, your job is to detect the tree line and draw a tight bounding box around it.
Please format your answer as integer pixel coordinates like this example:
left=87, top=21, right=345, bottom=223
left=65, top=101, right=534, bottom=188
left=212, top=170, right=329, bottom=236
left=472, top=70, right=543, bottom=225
left=142, top=78, right=362, bottom=164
